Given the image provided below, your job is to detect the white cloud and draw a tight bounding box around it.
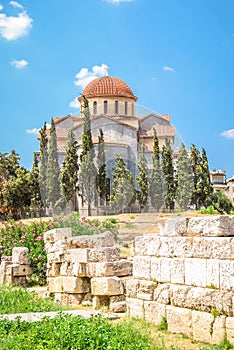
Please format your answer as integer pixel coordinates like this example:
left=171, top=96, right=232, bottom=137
left=10, top=58, right=28, bottom=69
left=163, top=66, right=175, bottom=72
left=69, top=97, right=80, bottom=109
left=74, top=63, right=109, bottom=89
left=0, top=4, right=3, bottom=11
left=26, top=128, right=40, bottom=135
left=220, top=129, right=234, bottom=139
left=10, top=1, right=23, bottom=9
left=0, top=9, right=33, bottom=40
left=104, top=0, right=134, bottom=3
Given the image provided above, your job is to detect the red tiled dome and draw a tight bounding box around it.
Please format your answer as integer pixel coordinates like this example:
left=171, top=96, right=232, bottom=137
left=82, top=76, right=137, bottom=101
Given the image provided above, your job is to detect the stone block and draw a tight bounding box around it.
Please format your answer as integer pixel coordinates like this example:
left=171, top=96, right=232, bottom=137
left=170, top=258, right=185, bottom=284
left=226, top=317, right=234, bottom=345
left=64, top=248, right=90, bottom=264
left=126, top=297, right=144, bottom=318
left=185, top=258, right=207, bottom=287
left=170, top=285, right=191, bottom=308
left=211, top=316, right=226, bottom=345
left=46, top=239, right=69, bottom=254
left=151, top=257, right=161, bottom=281
left=47, top=252, right=65, bottom=263
left=160, top=258, right=171, bottom=283
left=206, top=259, right=220, bottom=289
left=7, top=264, right=32, bottom=276
left=12, top=247, right=30, bottom=265
left=126, top=278, right=140, bottom=298
left=109, top=301, right=126, bottom=313
left=54, top=293, right=84, bottom=306
left=68, top=231, right=115, bottom=248
left=166, top=306, right=192, bottom=337
left=87, top=260, right=132, bottom=277
left=220, top=260, right=234, bottom=290
left=88, top=247, right=120, bottom=262
left=44, top=228, right=72, bottom=244
left=91, top=277, right=123, bottom=296
left=47, top=262, right=61, bottom=277
left=192, top=310, right=214, bottom=344
left=133, top=256, right=151, bottom=279
left=187, top=216, right=234, bottom=237
left=47, top=276, right=63, bottom=293
left=63, top=276, right=90, bottom=293
left=154, top=284, right=171, bottom=304
left=72, top=263, right=87, bottom=277
left=158, top=217, right=183, bottom=236
left=144, top=301, right=166, bottom=324
left=134, top=235, right=161, bottom=256
left=137, top=280, right=158, bottom=301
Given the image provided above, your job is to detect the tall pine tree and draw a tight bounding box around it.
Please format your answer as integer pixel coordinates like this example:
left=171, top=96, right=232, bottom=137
left=46, top=118, right=61, bottom=209
left=190, top=144, right=203, bottom=209
left=200, top=147, right=213, bottom=207
left=161, top=139, right=176, bottom=211
left=110, top=154, right=136, bottom=213
left=38, top=122, right=48, bottom=212
left=96, top=129, right=109, bottom=205
left=60, top=129, right=79, bottom=211
left=29, top=153, right=43, bottom=216
left=149, top=128, right=164, bottom=211
left=136, top=144, right=148, bottom=211
left=79, top=96, right=97, bottom=216
left=175, top=143, right=193, bottom=211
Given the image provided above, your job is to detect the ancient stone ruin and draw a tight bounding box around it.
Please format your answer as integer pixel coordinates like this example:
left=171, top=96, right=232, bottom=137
left=44, top=228, right=133, bottom=312
left=126, top=215, right=234, bottom=345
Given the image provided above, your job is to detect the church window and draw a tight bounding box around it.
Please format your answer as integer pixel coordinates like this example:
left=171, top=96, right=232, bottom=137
left=115, top=100, right=119, bottom=115
left=93, top=101, right=97, bottom=115
left=125, top=101, right=128, bottom=116
left=104, top=100, right=108, bottom=114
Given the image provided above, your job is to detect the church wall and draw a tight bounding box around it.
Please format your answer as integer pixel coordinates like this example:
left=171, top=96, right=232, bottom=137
left=86, top=96, right=136, bottom=117
left=140, top=115, right=170, bottom=130
left=55, top=116, right=75, bottom=129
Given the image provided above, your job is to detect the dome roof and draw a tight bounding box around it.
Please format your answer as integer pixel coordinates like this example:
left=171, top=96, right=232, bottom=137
left=81, top=76, right=137, bottom=101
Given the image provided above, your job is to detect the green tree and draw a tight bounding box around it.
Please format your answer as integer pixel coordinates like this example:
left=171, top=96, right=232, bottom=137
left=175, top=143, right=193, bottom=211
left=110, top=154, right=136, bottom=213
left=2, top=167, right=31, bottom=219
left=200, top=147, right=213, bottom=207
left=96, top=129, right=110, bottom=205
left=29, top=153, right=43, bottom=216
left=79, top=96, right=97, bottom=216
left=149, top=129, right=164, bottom=211
left=0, top=150, right=20, bottom=181
left=136, top=144, right=148, bottom=211
left=161, top=139, right=176, bottom=211
left=38, top=122, right=48, bottom=211
left=60, top=129, right=79, bottom=210
left=46, top=118, right=61, bottom=209
left=210, top=191, right=234, bottom=214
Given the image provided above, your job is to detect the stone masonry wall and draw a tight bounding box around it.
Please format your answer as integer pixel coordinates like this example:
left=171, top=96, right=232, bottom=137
left=126, top=215, right=234, bottom=345
left=44, top=228, right=132, bottom=312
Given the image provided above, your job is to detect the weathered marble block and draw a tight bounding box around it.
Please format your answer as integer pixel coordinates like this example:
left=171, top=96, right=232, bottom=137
left=64, top=248, right=90, bottom=264
left=192, top=311, right=226, bottom=344
left=7, top=264, right=32, bottom=277
left=91, top=276, right=123, bottom=295
left=144, top=301, right=166, bottom=324
left=133, top=256, right=151, bottom=279
left=88, top=247, right=120, bottom=262
left=44, top=228, right=72, bottom=244
left=68, top=231, right=115, bottom=249
left=187, top=216, right=234, bottom=237
left=12, top=247, right=30, bottom=265
left=126, top=297, right=144, bottom=318
left=185, top=258, right=207, bottom=287
left=88, top=259, right=132, bottom=277
left=166, top=306, right=192, bottom=337
left=62, top=276, right=90, bottom=293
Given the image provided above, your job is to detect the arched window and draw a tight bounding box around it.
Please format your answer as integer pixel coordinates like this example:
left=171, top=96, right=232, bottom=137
left=93, top=101, right=97, bottom=115
left=115, top=100, right=119, bottom=115
left=125, top=101, right=128, bottom=116
left=104, top=100, right=108, bottom=114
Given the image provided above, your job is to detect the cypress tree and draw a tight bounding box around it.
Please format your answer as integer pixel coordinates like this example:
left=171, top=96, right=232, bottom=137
left=200, top=147, right=213, bottom=207
left=29, top=153, right=43, bottom=216
left=175, top=143, right=193, bottom=211
left=38, top=122, right=48, bottom=211
left=190, top=144, right=203, bottom=209
left=60, top=129, right=79, bottom=211
left=149, top=128, right=164, bottom=211
left=161, top=139, right=176, bottom=211
left=46, top=118, right=61, bottom=208
left=96, top=129, right=110, bottom=204
left=136, top=144, right=148, bottom=211
left=110, top=154, right=136, bottom=213
left=79, top=96, right=97, bottom=216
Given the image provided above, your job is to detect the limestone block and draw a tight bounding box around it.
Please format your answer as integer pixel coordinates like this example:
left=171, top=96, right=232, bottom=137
left=192, top=310, right=214, bottom=343
left=91, top=277, right=124, bottom=296
left=64, top=248, right=90, bottom=264
left=109, top=301, right=126, bottom=313
left=137, top=280, right=158, bottom=301
left=7, top=264, right=32, bottom=276
left=160, top=258, right=171, bottom=283
left=192, top=237, right=233, bottom=260
left=133, top=256, right=151, bottom=279
left=226, top=317, right=234, bottom=345
left=63, top=276, right=90, bottom=293
left=211, top=316, right=226, bottom=345
left=87, top=260, right=132, bottom=277
left=134, top=235, right=161, bottom=256
left=185, top=258, right=207, bottom=287
left=158, top=217, right=184, bottom=236
left=151, top=257, right=161, bottom=281
left=88, top=247, right=120, bottom=262
left=0, top=260, right=11, bottom=273
left=126, top=297, right=144, bottom=318
left=44, top=228, right=72, bottom=244
left=144, top=301, right=166, bottom=324
left=12, top=247, right=30, bottom=265
left=54, top=293, right=84, bottom=306
left=126, top=278, right=140, bottom=298
left=72, top=263, right=87, bottom=277
left=154, top=284, right=171, bottom=304
left=47, top=262, right=61, bottom=277
left=187, top=216, right=234, bottom=237
left=47, top=252, right=65, bottom=263
left=206, top=259, right=220, bottom=289
left=166, top=306, right=192, bottom=337
left=170, top=285, right=192, bottom=308
left=60, top=262, right=69, bottom=276
left=220, top=260, right=234, bottom=290
left=46, top=239, right=69, bottom=254
left=47, top=276, right=63, bottom=293
left=109, top=295, right=125, bottom=303
left=170, top=258, right=185, bottom=284
left=68, top=231, right=115, bottom=249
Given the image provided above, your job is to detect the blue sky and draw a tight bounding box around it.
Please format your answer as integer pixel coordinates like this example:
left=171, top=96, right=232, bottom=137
left=1, top=0, right=234, bottom=176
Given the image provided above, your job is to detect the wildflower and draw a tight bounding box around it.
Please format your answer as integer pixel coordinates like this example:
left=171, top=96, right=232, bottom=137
left=38, top=255, right=42, bottom=260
